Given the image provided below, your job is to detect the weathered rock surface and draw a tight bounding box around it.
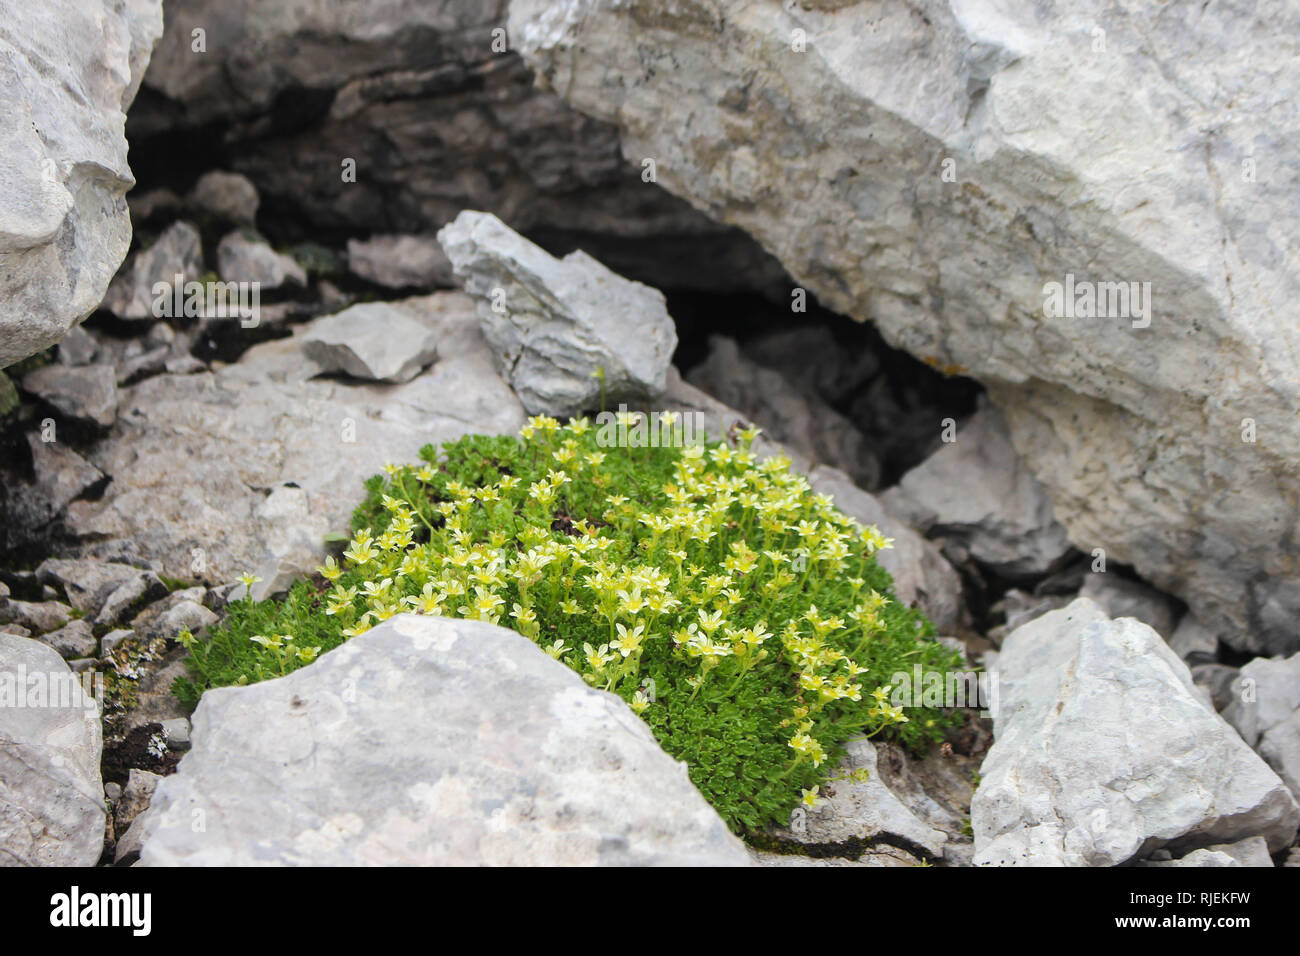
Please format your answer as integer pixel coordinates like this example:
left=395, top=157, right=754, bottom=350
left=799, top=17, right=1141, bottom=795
left=1223, top=652, right=1300, bottom=801
left=0, top=600, right=73, bottom=635
left=0, top=0, right=163, bottom=367
left=882, top=405, right=1072, bottom=580
left=973, top=599, right=1300, bottom=866
left=36, top=559, right=155, bottom=616
left=688, top=336, right=880, bottom=490
left=62, top=292, right=525, bottom=584
left=102, top=220, right=203, bottom=321
left=347, top=234, right=453, bottom=290
left=770, top=738, right=948, bottom=860
left=0, top=634, right=105, bottom=865
left=439, top=210, right=676, bottom=417
left=216, top=231, right=307, bottom=290
left=1168, top=614, right=1220, bottom=665
left=300, top=303, right=439, bottom=384
left=509, top=0, right=1300, bottom=655
left=20, top=364, right=119, bottom=430
left=137, top=614, right=752, bottom=865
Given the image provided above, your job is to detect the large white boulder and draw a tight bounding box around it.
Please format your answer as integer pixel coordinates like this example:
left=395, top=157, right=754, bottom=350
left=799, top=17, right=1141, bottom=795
left=509, top=0, right=1300, bottom=655
left=136, top=615, right=752, bottom=866
left=0, top=0, right=163, bottom=366
left=972, top=599, right=1300, bottom=866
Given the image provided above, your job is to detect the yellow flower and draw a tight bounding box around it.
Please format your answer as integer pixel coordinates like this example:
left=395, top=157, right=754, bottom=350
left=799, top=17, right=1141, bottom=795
left=611, top=622, right=646, bottom=658
left=800, top=786, right=821, bottom=808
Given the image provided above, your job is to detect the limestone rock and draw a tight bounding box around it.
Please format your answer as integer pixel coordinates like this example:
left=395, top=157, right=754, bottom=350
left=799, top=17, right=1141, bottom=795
left=0, top=0, right=164, bottom=366
left=103, top=221, right=203, bottom=321
left=508, top=0, right=1300, bottom=655
left=1079, top=573, right=1182, bottom=639
left=137, top=614, right=751, bottom=866
left=188, top=171, right=259, bottom=226
left=216, top=231, right=307, bottom=290
left=882, top=405, right=1072, bottom=580
left=0, top=600, right=73, bottom=635
left=37, top=620, right=97, bottom=661
left=20, top=364, right=119, bottom=429
left=770, top=738, right=948, bottom=860
left=438, top=210, right=676, bottom=417
left=972, top=599, right=1300, bottom=866
left=300, top=303, right=439, bottom=384
left=1222, top=652, right=1300, bottom=800
left=0, top=634, right=105, bottom=865
left=347, top=234, right=453, bottom=289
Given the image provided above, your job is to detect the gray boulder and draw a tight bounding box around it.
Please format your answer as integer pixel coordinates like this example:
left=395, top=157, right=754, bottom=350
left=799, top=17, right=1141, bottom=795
left=0, top=0, right=163, bottom=366
left=347, top=234, right=453, bottom=289
left=438, top=210, right=677, bottom=417
left=882, top=405, right=1073, bottom=580
left=0, top=634, right=105, bottom=865
left=769, top=738, right=948, bottom=859
left=0, top=600, right=73, bottom=635
left=1078, top=573, right=1183, bottom=639
left=137, top=614, right=751, bottom=866
left=973, top=599, right=1300, bottom=866
left=36, top=558, right=156, bottom=616
left=37, top=620, right=97, bottom=661
left=188, top=171, right=259, bottom=226
left=1222, top=652, right=1300, bottom=801
left=216, top=231, right=307, bottom=290
left=300, top=303, right=439, bottom=384
left=103, top=221, right=203, bottom=321
left=20, top=364, right=119, bottom=429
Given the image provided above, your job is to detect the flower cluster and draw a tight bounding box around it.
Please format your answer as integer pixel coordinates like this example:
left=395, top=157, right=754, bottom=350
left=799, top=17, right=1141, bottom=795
left=181, top=415, right=963, bottom=831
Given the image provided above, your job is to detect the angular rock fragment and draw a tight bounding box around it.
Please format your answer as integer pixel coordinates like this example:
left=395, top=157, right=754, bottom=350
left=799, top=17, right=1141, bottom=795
left=137, top=615, right=751, bottom=866
left=973, top=599, right=1300, bottom=866
left=439, top=210, right=676, bottom=417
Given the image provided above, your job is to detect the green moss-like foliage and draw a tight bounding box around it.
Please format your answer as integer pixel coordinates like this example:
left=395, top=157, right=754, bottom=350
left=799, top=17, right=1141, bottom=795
left=176, top=415, right=963, bottom=832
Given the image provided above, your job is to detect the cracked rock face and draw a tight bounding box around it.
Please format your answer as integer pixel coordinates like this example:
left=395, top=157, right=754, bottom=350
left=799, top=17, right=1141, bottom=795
left=973, top=599, right=1300, bottom=866
left=135, top=614, right=752, bottom=866
left=509, top=0, right=1300, bottom=656
left=0, top=0, right=163, bottom=367
left=60, top=292, right=525, bottom=585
